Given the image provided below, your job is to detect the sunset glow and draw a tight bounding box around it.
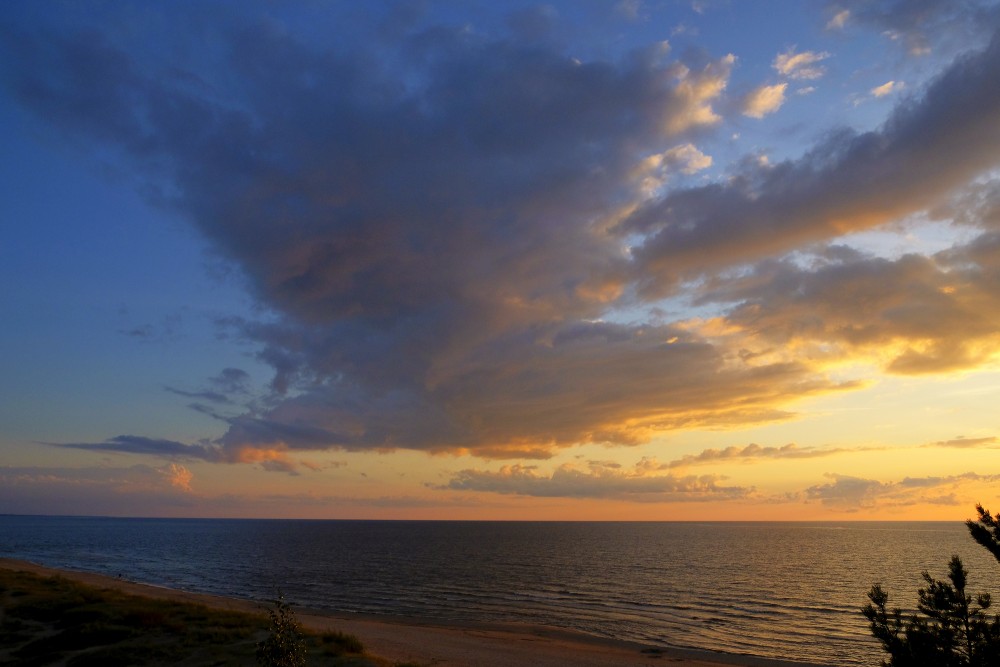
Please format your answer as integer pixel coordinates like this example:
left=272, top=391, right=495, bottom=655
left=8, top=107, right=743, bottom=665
left=2, top=0, right=1000, bottom=520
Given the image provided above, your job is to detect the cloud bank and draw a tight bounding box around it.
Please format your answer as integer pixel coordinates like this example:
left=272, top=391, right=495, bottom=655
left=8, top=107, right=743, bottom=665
left=0, top=464, right=197, bottom=516
left=442, top=460, right=751, bottom=502
left=805, top=471, right=1000, bottom=510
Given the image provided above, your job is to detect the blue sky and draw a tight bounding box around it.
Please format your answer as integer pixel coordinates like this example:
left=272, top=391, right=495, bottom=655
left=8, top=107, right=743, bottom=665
left=3, top=0, right=1000, bottom=519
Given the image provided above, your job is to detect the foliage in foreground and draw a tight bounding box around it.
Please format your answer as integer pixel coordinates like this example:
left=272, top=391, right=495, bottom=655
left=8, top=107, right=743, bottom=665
left=257, top=594, right=307, bottom=667
left=0, top=568, right=370, bottom=666
left=967, top=504, right=1000, bottom=564
left=863, top=504, right=1000, bottom=666
left=0, top=568, right=262, bottom=666
left=255, top=593, right=373, bottom=667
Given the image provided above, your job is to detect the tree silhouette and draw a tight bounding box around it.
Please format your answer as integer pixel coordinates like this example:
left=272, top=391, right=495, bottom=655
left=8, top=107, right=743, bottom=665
left=966, top=505, right=1000, bottom=565
left=863, top=507, right=1000, bottom=666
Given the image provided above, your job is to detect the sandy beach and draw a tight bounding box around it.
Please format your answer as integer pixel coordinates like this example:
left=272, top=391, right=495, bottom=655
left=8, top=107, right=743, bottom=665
left=0, top=558, right=823, bottom=667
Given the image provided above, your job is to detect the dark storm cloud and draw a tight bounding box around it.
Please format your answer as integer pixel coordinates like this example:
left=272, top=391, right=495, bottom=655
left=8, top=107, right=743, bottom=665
left=1, top=12, right=769, bottom=458
left=5, top=6, right=1000, bottom=462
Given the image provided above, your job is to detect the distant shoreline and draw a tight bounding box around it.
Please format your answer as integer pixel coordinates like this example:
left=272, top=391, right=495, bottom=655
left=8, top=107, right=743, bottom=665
left=0, top=557, right=827, bottom=667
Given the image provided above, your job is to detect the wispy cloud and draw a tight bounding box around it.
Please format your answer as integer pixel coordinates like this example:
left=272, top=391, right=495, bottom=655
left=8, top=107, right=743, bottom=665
left=55, top=435, right=218, bottom=460
left=51, top=434, right=304, bottom=475
left=162, top=463, right=194, bottom=492
left=660, top=442, right=872, bottom=468
left=871, top=80, right=904, bottom=97
left=772, top=48, right=831, bottom=80
left=927, top=436, right=998, bottom=448
left=826, top=9, right=850, bottom=30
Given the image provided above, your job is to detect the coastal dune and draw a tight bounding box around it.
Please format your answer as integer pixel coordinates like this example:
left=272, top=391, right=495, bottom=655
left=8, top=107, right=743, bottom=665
left=0, top=558, right=820, bottom=667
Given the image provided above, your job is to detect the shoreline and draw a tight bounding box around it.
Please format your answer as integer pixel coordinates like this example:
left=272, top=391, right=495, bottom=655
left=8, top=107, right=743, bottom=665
left=0, top=558, right=827, bottom=667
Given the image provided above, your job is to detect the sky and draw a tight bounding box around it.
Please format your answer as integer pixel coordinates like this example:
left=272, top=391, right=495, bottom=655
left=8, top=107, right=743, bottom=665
left=2, top=0, right=1000, bottom=520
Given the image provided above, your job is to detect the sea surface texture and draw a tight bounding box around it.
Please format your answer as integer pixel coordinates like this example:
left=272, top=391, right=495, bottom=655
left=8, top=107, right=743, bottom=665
left=3, top=517, right=998, bottom=666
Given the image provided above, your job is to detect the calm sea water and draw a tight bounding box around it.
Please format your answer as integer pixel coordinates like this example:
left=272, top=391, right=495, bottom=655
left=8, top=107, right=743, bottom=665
left=3, top=517, right=998, bottom=666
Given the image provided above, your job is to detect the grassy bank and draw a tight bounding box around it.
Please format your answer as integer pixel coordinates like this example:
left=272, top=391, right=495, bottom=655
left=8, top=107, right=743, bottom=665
left=0, top=567, right=383, bottom=666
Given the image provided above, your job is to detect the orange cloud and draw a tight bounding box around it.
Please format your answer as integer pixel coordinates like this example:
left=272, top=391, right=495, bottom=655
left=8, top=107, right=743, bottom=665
left=161, top=464, right=194, bottom=492
left=742, top=83, right=787, bottom=118
left=662, top=55, right=735, bottom=135
left=700, top=241, right=1000, bottom=376
left=228, top=446, right=298, bottom=474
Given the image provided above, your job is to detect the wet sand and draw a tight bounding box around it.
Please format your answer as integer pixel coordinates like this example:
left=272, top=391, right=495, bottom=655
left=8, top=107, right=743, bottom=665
left=0, top=558, right=823, bottom=667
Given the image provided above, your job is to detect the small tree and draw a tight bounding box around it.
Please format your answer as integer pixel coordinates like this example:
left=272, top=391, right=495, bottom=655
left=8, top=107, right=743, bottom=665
left=863, top=507, right=1000, bottom=666
left=257, top=593, right=307, bottom=667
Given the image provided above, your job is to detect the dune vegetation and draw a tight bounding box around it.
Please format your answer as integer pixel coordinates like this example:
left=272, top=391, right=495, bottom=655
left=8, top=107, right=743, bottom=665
left=0, top=567, right=387, bottom=666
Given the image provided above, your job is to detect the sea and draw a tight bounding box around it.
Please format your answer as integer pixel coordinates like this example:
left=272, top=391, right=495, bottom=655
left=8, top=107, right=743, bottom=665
left=3, top=517, right=998, bottom=666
